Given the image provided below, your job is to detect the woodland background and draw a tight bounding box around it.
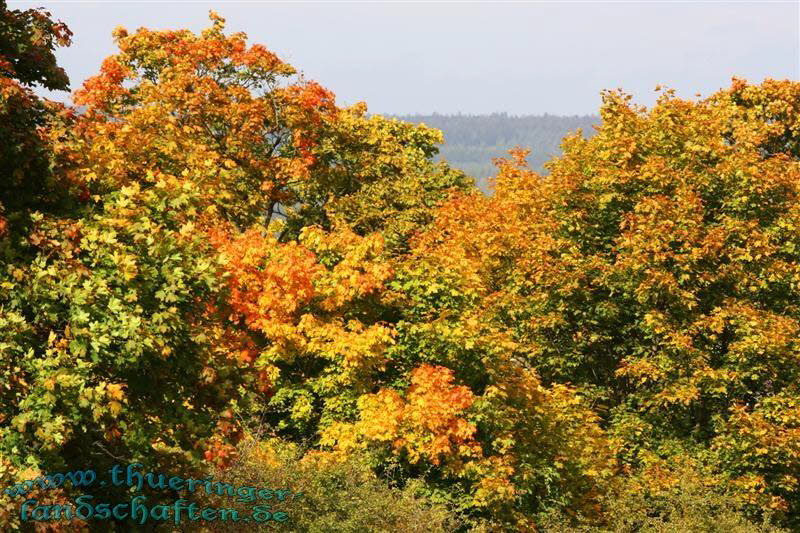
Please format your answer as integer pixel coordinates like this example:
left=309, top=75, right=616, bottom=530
left=395, top=113, right=598, bottom=191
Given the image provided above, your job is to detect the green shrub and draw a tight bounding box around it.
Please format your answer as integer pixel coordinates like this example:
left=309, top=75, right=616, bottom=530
left=539, top=472, right=787, bottom=533
left=171, top=436, right=463, bottom=532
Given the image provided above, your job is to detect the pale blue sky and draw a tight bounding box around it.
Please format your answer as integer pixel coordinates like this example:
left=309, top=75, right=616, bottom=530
left=12, top=1, right=800, bottom=115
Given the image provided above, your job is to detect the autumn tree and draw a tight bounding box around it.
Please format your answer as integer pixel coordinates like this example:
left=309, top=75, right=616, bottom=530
left=1, top=12, right=473, bottom=528
left=66, top=12, right=470, bottom=244
left=0, top=0, right=72, bottom=238
left=5, top=7, right=797, bottom=532
left=407, top=79, right=800, bottom=527
left=51, top=13, right=617, bottom=530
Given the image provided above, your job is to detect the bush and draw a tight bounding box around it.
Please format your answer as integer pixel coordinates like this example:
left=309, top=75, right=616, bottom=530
left=540, top=468, right=787, bottom=533
left=172, top=435, right=463, bottom=532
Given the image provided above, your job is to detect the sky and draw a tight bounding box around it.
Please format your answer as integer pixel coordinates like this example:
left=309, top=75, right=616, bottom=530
left=11, top=0, right=800, bottom=116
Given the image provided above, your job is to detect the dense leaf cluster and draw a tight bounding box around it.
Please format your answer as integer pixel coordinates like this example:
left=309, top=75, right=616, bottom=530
left=1, top=7, right=798, bottom=532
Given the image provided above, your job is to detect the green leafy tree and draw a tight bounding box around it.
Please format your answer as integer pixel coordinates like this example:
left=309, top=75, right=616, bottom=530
left=0, top=0, right=72, bottom=238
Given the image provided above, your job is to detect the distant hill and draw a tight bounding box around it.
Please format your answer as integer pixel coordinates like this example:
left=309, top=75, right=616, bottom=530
left=394, top=113, right=599, bottom=192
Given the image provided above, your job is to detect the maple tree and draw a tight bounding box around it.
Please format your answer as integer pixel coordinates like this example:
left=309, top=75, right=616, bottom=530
left=66, top=12, right=470, bottom=242
left=1, top=11, right=473, bottom=527
left=406, top=79, right=800, bottom=527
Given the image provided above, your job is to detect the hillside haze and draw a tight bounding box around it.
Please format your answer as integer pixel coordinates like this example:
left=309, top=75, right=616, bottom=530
left=395, top=113, right=599, bottom=191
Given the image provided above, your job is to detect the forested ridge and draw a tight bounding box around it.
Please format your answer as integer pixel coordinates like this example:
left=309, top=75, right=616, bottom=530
left=395, top=113, right=598, bottom=191
left=2, top=5, right=800, bottom=532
